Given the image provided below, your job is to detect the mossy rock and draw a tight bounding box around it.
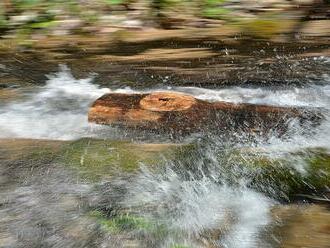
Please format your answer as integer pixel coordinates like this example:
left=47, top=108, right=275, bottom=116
left=297, top=148, right=330, bottom=191
left=89, top=209, right=172, bottom=243
left=237, top=14, right=293, bottom=39
left=90, top=208, right=209, bottom=248
left=174, top=141, right=329, bottom=199
left=223, top=148, right=330, bottom=199
left=60, top=138, right=189, bottom=181
left=89, top=210, right=155, bottom=233
left=0, top=138, right=65, bottom=162
left=0, top=137, right=193, bottom=181
left=138, top=140, right=329, bottom=199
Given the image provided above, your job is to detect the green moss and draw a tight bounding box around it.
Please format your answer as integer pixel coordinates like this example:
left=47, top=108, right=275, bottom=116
left=105, top=215, right=148, bottom=231
left=201, top=0, right=229, bottom=19
left=0, top=13, right=7, bottom=29
left=226, top=148, right=330, bottom=197
left=90, top=210, right=156, bottom=233
left=202, top=7, right=230, bottom=19
left=89, top=209, right=180, bottom=245
left=237, top=17, right=284, bottom=38
left=102, top=215, right=152, bottom=232
left=28, top=20, right=57, bottom=29
left=12, top=0, right=42, bottom=8
left=302, top=148, right=330, bottom=190
left=104, top=0, right=125, bottom=5
left=24, top=146, right=60, bottom=161
left=60, top=138, right=184, bottom=181
left=2, top=137, right=191, bottom=182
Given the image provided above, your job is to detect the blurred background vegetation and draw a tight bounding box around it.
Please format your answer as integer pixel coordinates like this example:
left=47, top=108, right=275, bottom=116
left=0, top=0, right=329, bottom=43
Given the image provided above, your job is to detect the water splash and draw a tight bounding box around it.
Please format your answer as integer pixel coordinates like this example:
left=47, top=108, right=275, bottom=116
left=174, top=83, right=330, bottom=108
left=119, top=150, right=274, bottom=248
left=0, top=65, right=109, bottom=140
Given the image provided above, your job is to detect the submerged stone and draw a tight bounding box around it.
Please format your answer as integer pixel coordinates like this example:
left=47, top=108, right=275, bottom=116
left=272, top=204, right=330, bottom=248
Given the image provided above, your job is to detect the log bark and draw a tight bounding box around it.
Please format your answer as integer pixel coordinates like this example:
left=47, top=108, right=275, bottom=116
left=88, top=91, right=323, bottom=135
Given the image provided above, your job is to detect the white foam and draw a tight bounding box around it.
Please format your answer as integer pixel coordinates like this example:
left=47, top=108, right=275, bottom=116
left=124, top=164, right=273, bottom=248
left=174, top=84, right=330, bottom=108
left=0, top=65, right=109, bottom=140
left=111, top=82, right=330, bottom=108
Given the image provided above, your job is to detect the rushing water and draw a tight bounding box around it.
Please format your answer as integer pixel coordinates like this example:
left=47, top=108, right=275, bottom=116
left=1, top=65, right=330, bottom=143
left=0, top=65, right=110, bottom=140
left=0, top=63, right=329, bottom=248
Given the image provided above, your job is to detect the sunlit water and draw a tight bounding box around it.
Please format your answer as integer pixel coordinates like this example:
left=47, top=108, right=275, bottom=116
left=0, top=63, right=329, bottom=247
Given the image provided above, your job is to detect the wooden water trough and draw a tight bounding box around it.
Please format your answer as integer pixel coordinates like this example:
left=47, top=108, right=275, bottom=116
left=88, top=91, right=323, bottom=135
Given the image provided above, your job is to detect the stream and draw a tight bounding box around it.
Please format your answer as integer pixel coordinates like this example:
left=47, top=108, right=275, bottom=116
left=0, top=61, right=329, bottom=248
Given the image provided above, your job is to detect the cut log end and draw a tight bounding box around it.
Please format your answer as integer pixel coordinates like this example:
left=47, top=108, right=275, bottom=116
left=139, top=92, right=197, bottom=112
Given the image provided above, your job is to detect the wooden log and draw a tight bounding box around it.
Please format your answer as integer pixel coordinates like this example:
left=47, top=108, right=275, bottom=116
left=88, top=91, right=323, bottom=134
